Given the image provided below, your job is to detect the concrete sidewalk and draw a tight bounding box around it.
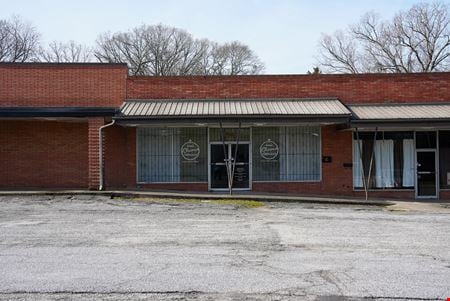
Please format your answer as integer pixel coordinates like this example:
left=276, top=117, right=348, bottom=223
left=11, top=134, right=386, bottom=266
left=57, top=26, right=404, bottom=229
left=0, top=189, right=394, bottom=206
left=2, top=188, right=449, bottom=215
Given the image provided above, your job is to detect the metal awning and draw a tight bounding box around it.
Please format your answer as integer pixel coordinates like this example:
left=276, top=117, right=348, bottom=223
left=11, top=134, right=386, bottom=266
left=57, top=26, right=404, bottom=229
left=349, top=103, right=450, bottom=128
left=116, top=98, right=351, bottom=125
left=0, top=107, right=117, bottom=118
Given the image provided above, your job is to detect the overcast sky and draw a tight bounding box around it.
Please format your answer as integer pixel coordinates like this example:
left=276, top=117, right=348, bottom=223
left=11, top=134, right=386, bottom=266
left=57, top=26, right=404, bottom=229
left=1, top=0, right=444, bottom=74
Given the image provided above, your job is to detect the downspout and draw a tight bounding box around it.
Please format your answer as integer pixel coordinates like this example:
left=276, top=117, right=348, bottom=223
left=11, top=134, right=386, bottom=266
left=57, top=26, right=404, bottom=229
left=99, top=119, right=116, bottom=191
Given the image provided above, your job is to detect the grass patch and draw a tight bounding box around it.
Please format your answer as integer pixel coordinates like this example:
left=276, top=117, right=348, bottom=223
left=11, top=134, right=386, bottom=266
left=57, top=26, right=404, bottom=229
left=121, top=197, right=264, bottom=208
left=208, top=199, right=264, bottom=208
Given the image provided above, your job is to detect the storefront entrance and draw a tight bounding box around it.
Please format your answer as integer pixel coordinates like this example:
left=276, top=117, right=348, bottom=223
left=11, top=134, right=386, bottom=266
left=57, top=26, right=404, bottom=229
left=415, top=131, right=438, bottom=199
left=209, top=143, right=250, bottom=191
left=416, top=150, right=437, bottom=198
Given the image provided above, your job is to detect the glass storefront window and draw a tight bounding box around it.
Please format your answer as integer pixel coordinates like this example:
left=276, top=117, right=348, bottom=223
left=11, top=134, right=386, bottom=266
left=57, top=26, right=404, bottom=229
left=137, top=127, right=207, bottom=183
left=353, top=131, right=414, bottom=189
left=139, top=126, right=322, bottom=184
left=252, top=127, right=281, bottom=181
left=179, top=128, right=208, bottom=182
left=416, top=131, right=437, bottom=149
left=439, top=131, right=450, bottom=189
left=252, top=126, right=321, bottom=181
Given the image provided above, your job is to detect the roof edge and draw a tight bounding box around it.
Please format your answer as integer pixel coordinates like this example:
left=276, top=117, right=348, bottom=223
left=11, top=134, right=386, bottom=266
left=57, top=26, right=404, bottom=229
left=351, top=118, right=450, bottom=123
left=0, top=62, right=128, bottom=68
left=348, top=102, right=450, bottom=107
left=0, top=107, right=118, bottom=117
left=124, top=97, right=341, bottom=102
left=127, top=71, right=450, bottom=80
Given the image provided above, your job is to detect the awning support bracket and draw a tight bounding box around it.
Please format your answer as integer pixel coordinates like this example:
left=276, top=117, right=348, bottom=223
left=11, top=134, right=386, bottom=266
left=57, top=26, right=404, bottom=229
left=219, top=122, right=232, bottom=194
left=367, top=127, right=378, bottom=195
left=219, top=121, right=242, bottom=195
left=229, top=121, right=242, bottom=195
left=355, top=127, right=368, bottom=200
left=355, top=127, right=378, bottom=201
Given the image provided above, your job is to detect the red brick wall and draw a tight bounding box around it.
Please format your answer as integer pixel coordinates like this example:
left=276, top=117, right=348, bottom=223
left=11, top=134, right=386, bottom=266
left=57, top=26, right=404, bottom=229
left=439, top=190, right=450, bottom=200
left=138, top=183, right=208, bottom=192
left=0, top=63, right=127, bottom=107
left=0, top=120, right=88, bottom=188
left=104, top=126, right=136, bottom=188
left=3, top=63, right=449, bottom=108
left=126, top=73, right=450, bottom=104
left=354, top=190, right=415, bottom=200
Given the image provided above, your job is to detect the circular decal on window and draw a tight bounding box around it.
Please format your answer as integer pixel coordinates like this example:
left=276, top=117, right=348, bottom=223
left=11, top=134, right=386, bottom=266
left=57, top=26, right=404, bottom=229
left=259, top=139, right=279, bottom=160
left=181, top=140, right=200, bottom=161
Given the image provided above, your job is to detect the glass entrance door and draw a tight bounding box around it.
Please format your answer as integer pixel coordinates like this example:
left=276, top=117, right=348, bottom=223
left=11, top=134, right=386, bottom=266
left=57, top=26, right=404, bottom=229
left=416, top=151, right=437, bottom=198
left=210, top=143, right=250, bottom=190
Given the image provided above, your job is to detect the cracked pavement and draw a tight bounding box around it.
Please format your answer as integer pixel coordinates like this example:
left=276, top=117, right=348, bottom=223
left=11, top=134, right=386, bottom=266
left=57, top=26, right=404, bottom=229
left=0, top=195, right=449, bottom=300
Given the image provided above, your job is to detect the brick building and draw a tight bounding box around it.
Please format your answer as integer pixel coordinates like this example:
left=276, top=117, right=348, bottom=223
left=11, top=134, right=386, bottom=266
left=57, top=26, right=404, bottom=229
left=1, top=63, right=450, bottom=200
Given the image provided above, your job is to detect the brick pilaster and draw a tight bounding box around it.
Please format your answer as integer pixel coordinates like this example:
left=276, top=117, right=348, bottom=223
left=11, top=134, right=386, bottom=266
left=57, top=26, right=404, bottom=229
left=88, top=117, right=104, bottom=190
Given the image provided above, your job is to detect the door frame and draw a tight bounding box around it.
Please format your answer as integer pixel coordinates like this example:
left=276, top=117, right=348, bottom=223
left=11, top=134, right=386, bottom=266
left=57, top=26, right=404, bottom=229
left=414, top=130, right=439, bottom=199
left=208, top=140, right=252, bottom=192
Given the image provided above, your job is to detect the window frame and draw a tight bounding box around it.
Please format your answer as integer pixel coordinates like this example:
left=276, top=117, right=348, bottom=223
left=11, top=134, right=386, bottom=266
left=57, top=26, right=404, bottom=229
left=136, top=127, right=208, bottom=184
left=252, top=126, right=322, bottom=183
left=352, top=130, right=416, bottom=191
left=438, top=130, right=450, bottom=191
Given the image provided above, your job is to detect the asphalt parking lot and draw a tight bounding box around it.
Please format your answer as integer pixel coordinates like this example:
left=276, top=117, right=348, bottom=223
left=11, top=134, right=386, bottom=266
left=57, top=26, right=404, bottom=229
left=0, top=195, right=449, bottom=301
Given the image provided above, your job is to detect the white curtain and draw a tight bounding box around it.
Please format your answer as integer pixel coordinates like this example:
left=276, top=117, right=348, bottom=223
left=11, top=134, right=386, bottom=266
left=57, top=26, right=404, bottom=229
left=374, top=140, right=395, bottom=188
left=353, top=140, right=364, bottom=188
left=402, top=139, right=415, bottom=187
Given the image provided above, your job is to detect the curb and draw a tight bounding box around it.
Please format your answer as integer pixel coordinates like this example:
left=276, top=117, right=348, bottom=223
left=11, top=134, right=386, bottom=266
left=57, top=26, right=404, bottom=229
left=0, top=190, right=392, bottom=206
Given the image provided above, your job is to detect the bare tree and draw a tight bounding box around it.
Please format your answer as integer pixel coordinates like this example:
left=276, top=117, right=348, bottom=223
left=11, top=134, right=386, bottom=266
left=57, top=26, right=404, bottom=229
left=317, top=2, right=450, bottom=73
left=95, top=25, right=207, bottom=75
left=38, top=41, right=93, bottom=62
left=94, top=24, right=264, bottom=76
left=0, top=16, right=40, bottom=62
left=203, top=41, right=264, bottom=75
left=318, top=30, right=363, bottom=73
left=393, top=2, right=450, bottom=72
